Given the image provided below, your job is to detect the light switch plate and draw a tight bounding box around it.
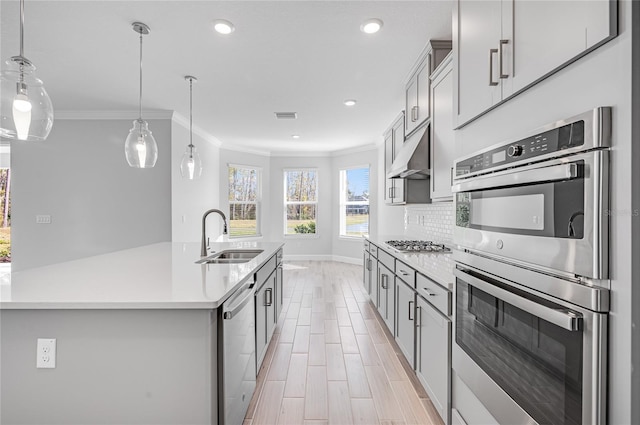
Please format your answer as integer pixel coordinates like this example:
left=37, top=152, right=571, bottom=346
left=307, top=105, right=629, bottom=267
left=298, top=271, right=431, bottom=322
left=36, top=338, right=56, bottom=368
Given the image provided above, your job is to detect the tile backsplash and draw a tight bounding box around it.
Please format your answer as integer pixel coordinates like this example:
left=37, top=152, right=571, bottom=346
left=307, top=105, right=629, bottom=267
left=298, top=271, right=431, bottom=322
left=404, top=202, right=454, bottom=245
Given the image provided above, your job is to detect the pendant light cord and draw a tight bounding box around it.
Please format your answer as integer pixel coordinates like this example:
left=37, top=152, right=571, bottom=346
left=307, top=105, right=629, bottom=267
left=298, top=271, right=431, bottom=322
left=189, top=78, right=194, bottom=150
left=138, top=31, right=143, bottom=121
left=19, top=0, right=25, bottom=58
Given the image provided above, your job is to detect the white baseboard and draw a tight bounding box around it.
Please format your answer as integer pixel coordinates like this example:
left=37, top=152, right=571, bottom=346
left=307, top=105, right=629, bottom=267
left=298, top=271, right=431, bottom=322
left=283, top=254, right=363, bottom=266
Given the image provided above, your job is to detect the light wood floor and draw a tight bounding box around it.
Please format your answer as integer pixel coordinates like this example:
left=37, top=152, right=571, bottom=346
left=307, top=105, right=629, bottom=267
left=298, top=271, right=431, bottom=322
left=244, top=261, right=444, bottom=425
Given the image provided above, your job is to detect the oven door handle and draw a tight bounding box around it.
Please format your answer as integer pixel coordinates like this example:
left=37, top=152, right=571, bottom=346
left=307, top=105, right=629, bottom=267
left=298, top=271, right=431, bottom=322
left=453, top=268, right=582, bottom=331
left=452, top=162, right=579, bottom=193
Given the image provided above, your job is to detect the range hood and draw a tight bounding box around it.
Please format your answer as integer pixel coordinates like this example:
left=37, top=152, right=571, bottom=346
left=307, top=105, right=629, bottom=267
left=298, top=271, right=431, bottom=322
left=387, top=122, right=430, bottom=179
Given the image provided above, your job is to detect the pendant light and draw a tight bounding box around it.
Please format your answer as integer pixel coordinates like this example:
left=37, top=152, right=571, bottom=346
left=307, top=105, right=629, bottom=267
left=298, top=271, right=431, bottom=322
left=180, top=76, right=203, bottom=180
left=0, top=0, right=54, bottom=141
left=124, top=22, right=158, bottom=168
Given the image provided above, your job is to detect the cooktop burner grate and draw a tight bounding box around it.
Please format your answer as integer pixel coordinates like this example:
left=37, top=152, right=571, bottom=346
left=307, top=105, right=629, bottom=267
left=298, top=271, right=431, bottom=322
left=385, top=240, right=451, bottom=253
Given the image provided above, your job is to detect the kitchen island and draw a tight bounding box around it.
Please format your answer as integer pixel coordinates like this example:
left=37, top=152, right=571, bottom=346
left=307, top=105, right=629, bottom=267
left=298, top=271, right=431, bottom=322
left=0, top=241, right=283, bottom=425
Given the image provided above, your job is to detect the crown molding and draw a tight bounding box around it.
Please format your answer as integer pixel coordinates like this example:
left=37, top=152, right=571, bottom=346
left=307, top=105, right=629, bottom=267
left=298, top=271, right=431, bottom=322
left=220, top=145, right=272, bottom=157
left=171, top=112, right=222, bottom=148
left=330, top=143, right=378, bottom=157
left=55, top=110, right=174, bottom=120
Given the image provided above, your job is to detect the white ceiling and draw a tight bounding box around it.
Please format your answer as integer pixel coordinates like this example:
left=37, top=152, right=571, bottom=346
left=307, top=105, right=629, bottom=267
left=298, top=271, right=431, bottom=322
left=0, top=1, right=453, bottom=154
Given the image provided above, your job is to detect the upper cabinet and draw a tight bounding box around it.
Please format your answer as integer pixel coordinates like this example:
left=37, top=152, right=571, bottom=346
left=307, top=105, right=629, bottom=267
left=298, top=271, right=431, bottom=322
left=384, top=113, right=406, bottom=205
left=430, top=52, right=456, bottom=201
left=405, top=40, right=453, bottom=136
left=453, top=0, right=618, bottom=128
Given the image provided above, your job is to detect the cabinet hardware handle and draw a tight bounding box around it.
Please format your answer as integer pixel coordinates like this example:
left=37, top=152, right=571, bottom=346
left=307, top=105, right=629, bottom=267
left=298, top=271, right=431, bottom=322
left=499, top=39, right=509, bottom=79
left=423, top=288, right=437, bottom=296
left=450, top=167, right=454, bottom=187
left=265, top=288, right=273, bottom=306
left=489, top=48, right=499, bottom=86
left=381, top=274, right=388, bottom=289
left=411, top=106, right=419, bottom=122
left=367, top=259, right=372, bottom=271
left=416, top=306, right=421, bottom=328
left=389, top=187, right=393, bottom=199
left=399, top=269, right=409, bottom=276
left=408, top=301, right=414, bottom=321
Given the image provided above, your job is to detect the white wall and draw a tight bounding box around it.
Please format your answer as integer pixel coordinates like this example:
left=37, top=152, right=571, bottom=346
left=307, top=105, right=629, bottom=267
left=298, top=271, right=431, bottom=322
left=453, top=2, right=633, bottom=421
left=218, top=149, right=271, bottom=241
left=269, top=155, right=332, bottom=260
left=171, top=119, right=220, bottom=243
left=330, top=147, right=378, bottom=263
left=11, top=118, right=172, bottom=271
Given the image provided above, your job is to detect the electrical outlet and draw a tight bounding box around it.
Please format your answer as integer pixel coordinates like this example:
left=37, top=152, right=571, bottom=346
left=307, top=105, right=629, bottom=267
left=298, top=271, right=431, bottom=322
left=36, top=215, right=51, bottom=224
left=36, top=338, right=56, bottom=368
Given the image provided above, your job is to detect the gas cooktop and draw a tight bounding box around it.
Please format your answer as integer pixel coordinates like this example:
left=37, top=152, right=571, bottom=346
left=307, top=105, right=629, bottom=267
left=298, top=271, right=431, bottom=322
left=385, top=240, right=451, bottom=253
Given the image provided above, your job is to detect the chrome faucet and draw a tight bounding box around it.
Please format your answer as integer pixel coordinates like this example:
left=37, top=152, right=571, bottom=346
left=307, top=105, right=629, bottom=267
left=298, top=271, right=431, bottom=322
left=201, top=209, right=228, bottom=257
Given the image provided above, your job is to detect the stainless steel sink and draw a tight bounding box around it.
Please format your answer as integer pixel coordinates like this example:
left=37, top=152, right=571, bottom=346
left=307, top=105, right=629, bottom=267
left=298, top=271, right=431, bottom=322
left=196, top=249, right=263, bottom=264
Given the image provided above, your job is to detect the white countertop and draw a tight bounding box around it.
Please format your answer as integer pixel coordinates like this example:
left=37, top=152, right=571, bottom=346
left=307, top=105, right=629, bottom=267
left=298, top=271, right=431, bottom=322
left=0, top=241, right=283, bottom=310
left=365, top=235, right=455, bottom=290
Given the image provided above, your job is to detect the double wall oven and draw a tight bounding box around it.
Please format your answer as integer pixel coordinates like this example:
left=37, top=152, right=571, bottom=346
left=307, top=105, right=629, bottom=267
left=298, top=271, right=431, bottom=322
left=451, top=108, right=611, bottom=425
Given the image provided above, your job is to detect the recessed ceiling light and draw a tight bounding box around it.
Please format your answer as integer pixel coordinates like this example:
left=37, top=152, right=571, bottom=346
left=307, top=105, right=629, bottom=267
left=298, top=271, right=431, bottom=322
left=344, top=99, right=357, bottom=107
left=360, top=18, right=383, bottom=34
left=292, top=135, right=301, bottom=139
left=213, top=19, right=235, bottom=35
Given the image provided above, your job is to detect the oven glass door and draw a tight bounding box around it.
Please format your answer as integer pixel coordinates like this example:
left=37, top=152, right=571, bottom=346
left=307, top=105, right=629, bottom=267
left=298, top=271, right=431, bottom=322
left=456, top=161, right=585, bottom=239
left=455, top=269, right=584, bottom=425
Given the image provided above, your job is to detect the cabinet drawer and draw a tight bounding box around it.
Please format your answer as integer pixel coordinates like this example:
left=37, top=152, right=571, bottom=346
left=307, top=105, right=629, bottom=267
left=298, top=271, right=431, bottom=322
left=364, top=240, right=370, bottom=253
left=377, top=248, right=394, bottom=272
left=395, top=260, right=416, bottom=288
left=256, top=255, right=277, bottom=289
left=369, top=244, right=378, bottom=258
left=416, top=273, right=451, bottom=316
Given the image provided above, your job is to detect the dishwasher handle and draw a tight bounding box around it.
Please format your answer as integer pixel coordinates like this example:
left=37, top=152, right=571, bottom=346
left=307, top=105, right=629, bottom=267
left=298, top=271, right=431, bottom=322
left=223, top=281, right=255, bottom=320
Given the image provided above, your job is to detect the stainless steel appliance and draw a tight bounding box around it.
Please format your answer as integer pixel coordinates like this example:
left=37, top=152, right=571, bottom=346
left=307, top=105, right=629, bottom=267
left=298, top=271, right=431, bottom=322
left=451, top=108, right=611, bottom=425
left=385, top=240, right=451, bottom=253
left=452, top=107, right=611, bottom=280
left=218, top=279, right=256, bottom=425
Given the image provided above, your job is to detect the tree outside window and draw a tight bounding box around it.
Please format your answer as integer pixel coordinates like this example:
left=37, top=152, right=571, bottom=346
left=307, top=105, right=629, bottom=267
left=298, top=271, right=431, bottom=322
left=228, top=165, right=260, bottom=237
left=284, top=169, right=318, bottom=235
left=339, top=167, right=369, bottom=237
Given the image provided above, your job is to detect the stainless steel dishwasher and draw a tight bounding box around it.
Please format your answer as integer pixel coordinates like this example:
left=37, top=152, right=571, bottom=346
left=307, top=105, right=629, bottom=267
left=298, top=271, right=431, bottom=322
left=218, top=279, right=256, bottom=425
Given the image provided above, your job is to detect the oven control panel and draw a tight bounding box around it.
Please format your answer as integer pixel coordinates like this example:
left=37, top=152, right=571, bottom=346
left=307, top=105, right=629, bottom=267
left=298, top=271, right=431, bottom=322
left=455, top=120, right=585, bottom=176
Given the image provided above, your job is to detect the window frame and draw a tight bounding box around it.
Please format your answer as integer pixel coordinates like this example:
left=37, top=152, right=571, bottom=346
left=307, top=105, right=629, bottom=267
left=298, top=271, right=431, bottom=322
left=339, top=165, right=370, bottom=239
left=283, top=168, right=319, bottom=238
left=228, top=163, right=262, bottom=239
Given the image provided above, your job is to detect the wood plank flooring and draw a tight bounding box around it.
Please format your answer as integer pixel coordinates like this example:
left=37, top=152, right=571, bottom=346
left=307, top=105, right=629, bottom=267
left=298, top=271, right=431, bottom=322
left=245, top=261, right=443, bottom=425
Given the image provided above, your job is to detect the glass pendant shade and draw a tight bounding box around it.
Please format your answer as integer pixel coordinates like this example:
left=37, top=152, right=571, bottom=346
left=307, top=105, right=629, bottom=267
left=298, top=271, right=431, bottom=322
left=0, top=58, right=53, bottom=141
left=124, top=119, right=158, bottom=168
left=180, top=145, right=202, bottom=180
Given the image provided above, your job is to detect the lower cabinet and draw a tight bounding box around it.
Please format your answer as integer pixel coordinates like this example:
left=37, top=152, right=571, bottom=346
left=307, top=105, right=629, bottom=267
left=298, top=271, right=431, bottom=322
left=377, top=262, right=395, bottom=333
left=275, top=259, right=283, bottom=320
left=255, top=264, right=278, bottom=372
left=395, top=279, right=416, bottom=366
left=416, top=294, right=451, bottom=424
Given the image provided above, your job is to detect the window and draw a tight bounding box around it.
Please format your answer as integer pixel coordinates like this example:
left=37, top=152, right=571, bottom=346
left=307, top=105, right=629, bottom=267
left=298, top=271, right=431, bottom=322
left=339, top=167, right=370, bottom=237
left=284, top=169, right=318, bottom=235
left=228, top=165, right=261, bottom=237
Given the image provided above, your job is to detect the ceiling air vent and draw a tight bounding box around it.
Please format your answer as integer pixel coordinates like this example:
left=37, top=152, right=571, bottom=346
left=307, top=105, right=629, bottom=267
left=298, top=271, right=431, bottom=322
left=275, top=112, right=297, bottom=120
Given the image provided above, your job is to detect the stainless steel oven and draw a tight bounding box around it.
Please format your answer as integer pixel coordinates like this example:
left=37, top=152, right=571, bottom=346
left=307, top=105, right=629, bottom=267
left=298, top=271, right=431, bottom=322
left=451, top=108, right=611, bottom=425
left=452, top=107, right=611, bottom=280
left=453, top=251, right=607, bottom=425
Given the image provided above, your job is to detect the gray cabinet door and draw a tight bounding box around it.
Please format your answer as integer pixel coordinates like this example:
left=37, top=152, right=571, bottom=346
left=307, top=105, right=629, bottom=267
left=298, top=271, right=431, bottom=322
left=377, top=262, right=393, bottom=331
left=265, top=271, right=277, bottom=343
left=363, top=251, right=371, bottom=294
left=395, top=278, right=416, bottom=366
left=416, top=295, right=451, bottom=425
left=275, top=264, right=283, bottom=321
left=430, top=55, right=456, bottom=201
left=255, top=283, right=268, bottom=371
left=384, top=130, right=394, bottom=203
left=391, top=117, right=405, bottom=204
